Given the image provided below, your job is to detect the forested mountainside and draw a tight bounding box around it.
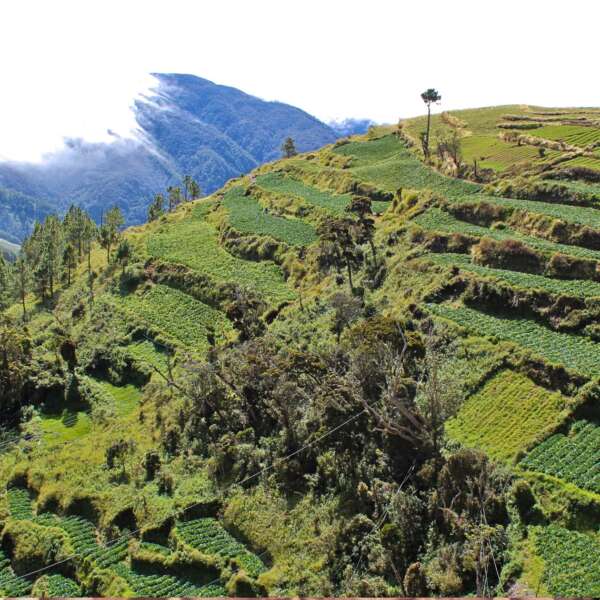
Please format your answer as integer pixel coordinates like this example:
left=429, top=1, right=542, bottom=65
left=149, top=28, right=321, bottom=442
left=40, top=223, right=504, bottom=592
left=0, top=73, right=338, bottom=241
left=1, top=105, right=600, bottom=597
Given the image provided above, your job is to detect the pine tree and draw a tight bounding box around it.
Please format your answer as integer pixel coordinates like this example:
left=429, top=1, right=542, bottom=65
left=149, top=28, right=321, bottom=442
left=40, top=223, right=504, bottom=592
left=147, top=193, right=165, bottom=222
left=116, top=239, right=133, bottom=275
left=282, top=137, right=298, bottom=158
left=0, top=256, right=13, bottom=311
left=39, top=215, right=64, bottom=299
left=63, top=205, right=87, bottom=260
left=189, top=179, right=202, bottom=200
left=167, top=186, right=183, bottom=211
left=100, top=206, right=124, bottom=262
left=14, top=257, right=31, bottom=319
left=63, top=243, right=76, bottom=287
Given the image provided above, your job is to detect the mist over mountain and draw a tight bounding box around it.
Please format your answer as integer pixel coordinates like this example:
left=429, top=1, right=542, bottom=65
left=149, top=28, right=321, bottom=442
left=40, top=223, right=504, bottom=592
left=327, top=117, right=376, bottom=137
left=0, top=73, right=339, bottom=241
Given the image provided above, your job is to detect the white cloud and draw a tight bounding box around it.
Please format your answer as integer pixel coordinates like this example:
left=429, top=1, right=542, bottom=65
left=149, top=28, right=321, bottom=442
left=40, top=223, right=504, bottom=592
left=0, top=0, right=598, bottom=161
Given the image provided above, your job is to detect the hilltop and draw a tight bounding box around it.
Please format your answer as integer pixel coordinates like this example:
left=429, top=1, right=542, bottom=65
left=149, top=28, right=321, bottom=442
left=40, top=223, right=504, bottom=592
left=0, top=73, right=339, bottom=241
left=1, top=104, right=600, bottom=597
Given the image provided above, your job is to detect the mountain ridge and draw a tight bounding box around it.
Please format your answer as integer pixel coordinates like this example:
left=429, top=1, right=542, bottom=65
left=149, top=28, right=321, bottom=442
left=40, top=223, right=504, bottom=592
left=0, top=73, right=340, bottom=241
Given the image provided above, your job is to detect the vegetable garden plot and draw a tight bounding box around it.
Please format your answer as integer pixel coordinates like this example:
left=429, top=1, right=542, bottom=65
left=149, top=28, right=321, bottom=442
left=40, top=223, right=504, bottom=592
left=533, top=525, right=600, bottom=597
left=414, top=207, right=600, bottom=261
left=120, top=285, right=234, bottom=352
left=111, top=562, right=226, bottom=597
left=7, top=487, right=34, bottom=520
left=147, top=216, right=294, bottom=304
left=0, top=549, right=31, bottom=596
left=176, top=517, right=266, bottom=578
left=333, top=136, right=480, bottom=196
left=446, top=370, right=566, bottom=461
left=256, top=172, right=352, bottom=215
left=427, top=302, right=600, bottom=376
left=222, top=186, right=317, bottom=246
left=520, top=420, right=600, bottom=494
left=426, top=253, right=600, bottom=297
left=529, top=124, right=600, bottom=147
left=33, top=573, right=80, bottom=597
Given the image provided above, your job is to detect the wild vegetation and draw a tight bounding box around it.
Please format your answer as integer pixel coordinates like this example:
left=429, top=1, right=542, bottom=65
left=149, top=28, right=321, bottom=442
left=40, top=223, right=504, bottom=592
left=1, top=101, right=600, bottom=597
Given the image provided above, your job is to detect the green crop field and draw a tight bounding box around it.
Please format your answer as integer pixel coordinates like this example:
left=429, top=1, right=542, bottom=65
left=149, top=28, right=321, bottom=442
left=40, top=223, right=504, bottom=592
left=175, top=517, right=266, bottom=578
left=111, top=562, right=224, bottom=597
left=427, top=303, right=600, bottom=375
left=7, top=487, right=34, bottom=520
left=520, top=420, right=600, bottom=494
left=413, top=207, right=600, bottom=261
left=446, top=370, right=566, bottom=461
left=426, top=253, right=600, bottom=297
left=530, top=124, right=600, bottom=147
left=147, top=213, right=294, bottom=304
left=532, top=525, right=600, bottom=597
left=460, top=135, right=551, bottom=171
left=120, top=285, right=233, bottom=352
left=33, top=574, right=81, bottom=597
left=563, top=154, right=600, bottom=172
left=468, top=192, right=600, bottom=229
left=222, top=186, right=317, bottom=246
left=255, top=172, right=352, bottom=215
left=0, top=549, right=31, bottom=596
left=333, top=136, right=480, bottom=195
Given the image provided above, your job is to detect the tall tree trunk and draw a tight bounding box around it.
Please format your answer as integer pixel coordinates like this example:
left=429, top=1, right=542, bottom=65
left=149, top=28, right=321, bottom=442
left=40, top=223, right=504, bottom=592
left=346, top=259, right=354, bottom=292
left=425, top=105, right=431, bottom=158
left=21, top=291, right=27, bottom=320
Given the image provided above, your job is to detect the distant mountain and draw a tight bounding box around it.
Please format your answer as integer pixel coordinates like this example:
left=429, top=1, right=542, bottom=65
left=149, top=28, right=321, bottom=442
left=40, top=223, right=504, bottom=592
left=0, top=73, right=339, bottom=241
left=328, top=118, right=376, bottom=137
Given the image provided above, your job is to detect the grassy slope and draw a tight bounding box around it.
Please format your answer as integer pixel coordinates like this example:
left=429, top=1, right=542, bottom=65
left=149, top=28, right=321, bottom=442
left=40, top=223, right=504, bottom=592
left=3, top=105, right=600, bottom=596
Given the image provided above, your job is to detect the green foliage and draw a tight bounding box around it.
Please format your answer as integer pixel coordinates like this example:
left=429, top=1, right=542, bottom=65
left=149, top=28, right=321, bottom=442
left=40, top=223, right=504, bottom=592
left=111, top=562, right=225, bottom=597
left=120, top=285, right=234, bottom=351
left=427, top=252, right=600, bottom=297
left=7, top=487, right=34, bottom=520
left=533, top=525, right=600, bottom=596
left=414, top=207, right=600, bottom=261
left=460, top=135, right=555, bottom=172
left=147, top=211, right=294, bottom=304
left=530, top=124, right=600, bottom=147
left=32, top=573, right=81, bottom=597
left=222, top=186, right=317, bottom=246
left=0, top=548, right=32, bottom=596
left=333, top=135, right=480, bottom=195
left=446, top=370, right=567, bottom=461
left=428, top=303, right=600, bottom=375
left=256, top=172, right=352, bottom=214
left=520, top=420, right=600, bottom=494
left=175, top=517, right=266, bottom=578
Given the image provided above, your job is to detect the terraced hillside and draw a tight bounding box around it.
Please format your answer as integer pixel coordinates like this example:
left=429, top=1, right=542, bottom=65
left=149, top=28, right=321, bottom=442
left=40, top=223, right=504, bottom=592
left=1, top=106, right=600, bottom=597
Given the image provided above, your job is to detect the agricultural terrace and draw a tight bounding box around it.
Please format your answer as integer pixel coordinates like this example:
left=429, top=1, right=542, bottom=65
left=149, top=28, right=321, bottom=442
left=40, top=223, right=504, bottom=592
left=446, top=370, right=567, bottom=461
left=533, top=525, right=600, bottom=597
left=520, top=420, right=600, bottom=494
left=222, top=186, right=317, bottom=246
left=460, top=135, right=558, bottom=172
left=175, top=517, right=266, bottom=578
left=333, top=135, right=480, bottom=195
left=146, top=206, right=294, bottom=304
left=255, top=172, right=352, bottom=215
left=529, top=124, right=600, bottom=147
left=427, top=303, right=600, bottom=376
left=119, top=285, right=234, bottom=352
left=426, top=253, right=600, bottom=297
left=414, top=208, right=600, bottom=261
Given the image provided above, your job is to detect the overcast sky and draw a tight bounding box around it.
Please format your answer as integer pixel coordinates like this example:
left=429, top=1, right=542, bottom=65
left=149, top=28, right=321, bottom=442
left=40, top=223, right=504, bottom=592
left=1, top=0, right=598, bottom=161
